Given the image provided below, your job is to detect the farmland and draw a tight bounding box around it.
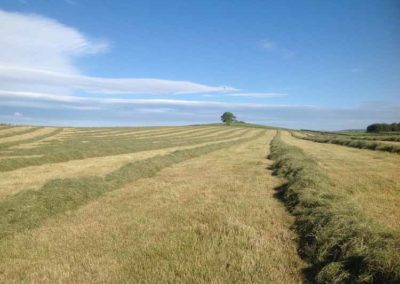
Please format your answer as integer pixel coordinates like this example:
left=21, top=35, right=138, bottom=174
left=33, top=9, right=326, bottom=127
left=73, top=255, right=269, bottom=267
left=0, top=124, right=399, bottom=283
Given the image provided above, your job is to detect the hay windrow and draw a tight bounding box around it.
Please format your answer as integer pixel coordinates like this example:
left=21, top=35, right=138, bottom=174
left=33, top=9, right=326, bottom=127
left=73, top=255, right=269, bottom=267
left=0, top=127, right=41, bottom=139
left=0, top=128, right=253, bottom=172
left=0, top=131, right=264, bottom=240
left=0, top=128, right=64, bottom=150
left=292, top=132, right=400, bottom=154
left=0, top=129, right=260, bottom=199
left=269, top=131, right=400, bottom=283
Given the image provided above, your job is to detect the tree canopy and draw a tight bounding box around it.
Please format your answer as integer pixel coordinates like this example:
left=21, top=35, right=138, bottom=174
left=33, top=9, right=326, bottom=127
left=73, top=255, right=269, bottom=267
left=221, top=112, right=237, bottom=125
left=366, top=123, right=400, bottom=133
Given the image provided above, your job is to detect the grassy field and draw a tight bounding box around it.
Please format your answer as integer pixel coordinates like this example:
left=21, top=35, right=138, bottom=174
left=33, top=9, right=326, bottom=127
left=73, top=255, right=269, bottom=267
left=1, top=124, right=399, bottom=283
left=0, top=125, right=306, bottom=283
left=295, top=130, right=400, bottom=153
left=283, top=132, right=400, bottom=233
left=270, top=132, right=400, bottom=282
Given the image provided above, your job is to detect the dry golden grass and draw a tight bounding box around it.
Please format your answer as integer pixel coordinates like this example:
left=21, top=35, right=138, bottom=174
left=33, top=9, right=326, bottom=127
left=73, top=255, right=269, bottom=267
left=10, top=127, right=241, bottom=150
left=10, top=129, right=67, bottom=149
left=0, top=129, right=262, bottom=199
left=83, top=130, right=164, bottom=139
left=291, top=131, right=308, bottom=138
left=0, top=131, right=304, bottom=283
left=0, top=126, right=33, bottom=135
left=10, top=127, right=161, bottom=150
left=183, top=127, right=246, bottom=139
left=139, top=127, right=248, bottom=142
left=130, top=126, right=220, bottom=139
left=0, top=127, right=57, bottom=143
left=70, top=127, right=180, bottom=138
left=282, top=131, right=400, bottom=233
left=0, top=154, right=43, bottom=160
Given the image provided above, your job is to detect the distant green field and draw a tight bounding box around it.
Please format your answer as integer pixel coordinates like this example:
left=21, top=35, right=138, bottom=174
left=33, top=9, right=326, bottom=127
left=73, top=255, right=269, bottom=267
left=294, top=130, right=400, bottom=153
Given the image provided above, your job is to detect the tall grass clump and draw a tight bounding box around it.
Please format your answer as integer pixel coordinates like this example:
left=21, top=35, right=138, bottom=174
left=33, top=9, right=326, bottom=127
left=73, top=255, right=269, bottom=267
left=292, top=132, right=400, bottom=154
left=269, top=132, right=400, bottom=283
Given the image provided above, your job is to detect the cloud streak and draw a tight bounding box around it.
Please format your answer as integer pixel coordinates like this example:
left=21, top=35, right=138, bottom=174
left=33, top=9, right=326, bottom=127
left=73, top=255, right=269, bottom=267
left=0, top=90, right=300, bottom=109
left=0, top=9, right=108, bottom=74
left=227, top=92, right=287, bottom=98
left=1, top=89, right=398, bottom=130
left=0, top=9, right=234, bottom=95
left=0, top=66, right=235, bottom=95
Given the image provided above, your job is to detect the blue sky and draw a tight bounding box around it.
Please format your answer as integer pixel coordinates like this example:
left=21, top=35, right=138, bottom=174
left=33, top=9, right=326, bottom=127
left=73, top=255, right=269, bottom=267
left=0, top=0, right=399, bottom=129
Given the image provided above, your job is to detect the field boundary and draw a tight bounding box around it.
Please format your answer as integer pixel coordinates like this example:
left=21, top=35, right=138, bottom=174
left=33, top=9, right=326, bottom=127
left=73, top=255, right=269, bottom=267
left=269, top=131, right=400, bottom=283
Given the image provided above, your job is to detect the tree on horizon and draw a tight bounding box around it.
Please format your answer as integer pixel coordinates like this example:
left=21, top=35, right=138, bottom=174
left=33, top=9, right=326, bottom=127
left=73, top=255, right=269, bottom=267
left=221, top=112, right=237, bottom=125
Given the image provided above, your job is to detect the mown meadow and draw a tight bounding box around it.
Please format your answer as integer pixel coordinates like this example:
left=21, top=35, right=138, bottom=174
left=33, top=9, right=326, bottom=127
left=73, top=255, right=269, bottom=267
left=0, top=124, right=399, bottom=283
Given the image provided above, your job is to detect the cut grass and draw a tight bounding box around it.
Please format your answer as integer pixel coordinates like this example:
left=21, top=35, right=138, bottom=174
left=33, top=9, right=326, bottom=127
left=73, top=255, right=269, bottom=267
left=0, top=132, right=304, bottom=283
left=0, top=125, right=16, bottom=131
left=13, top=127, right=212, bottom=150
left=0, top=126, right=40, bottom=139
left=347, top=135, right=400, bottom=143
left=99, top=126, right=208, bottom=137
left=293, top=132, right=400, bottom=154
left=0, top=129, right=260, bottom=199
left=0, top=128, right=64, bottom=150
left=61, top=126, right=178, bottom=138
left=0, top=127, right=252, bottom=172
left=0, top=130, right=264, bottom=240
left=283, top=131, right=400, bottom=233
left=269, top=131, right=400, bottom=283
left=0, top=127, right=48, bottom=143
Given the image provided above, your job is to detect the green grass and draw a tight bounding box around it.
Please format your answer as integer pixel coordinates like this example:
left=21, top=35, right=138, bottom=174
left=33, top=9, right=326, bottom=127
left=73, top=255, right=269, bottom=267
left=306, top=129, right=400, bottom=142
left=293, top=132, right=400, bottom=154
left=340, top=134, right=400, bottom=142
left=269, top=131, right=400, bottom=283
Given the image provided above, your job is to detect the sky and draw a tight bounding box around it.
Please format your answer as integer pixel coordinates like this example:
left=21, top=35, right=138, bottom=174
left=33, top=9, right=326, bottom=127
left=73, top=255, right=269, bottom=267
left=0, top=0, right=399, bottom=130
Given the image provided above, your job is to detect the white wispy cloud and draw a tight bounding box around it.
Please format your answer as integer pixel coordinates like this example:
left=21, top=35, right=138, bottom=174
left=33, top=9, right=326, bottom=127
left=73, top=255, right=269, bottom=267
left=0, top=66, right=235, bottom=95
left=1, top=89, right=398, bottom=130
left=136, top=108, right=175, bottom=114
left=202, top=92, right=286, bottom=98
left=227, top=92, right=287, bottom=98
left=0, top=9, right=234, bottom=95
left=0, top=100, right=102, bottom=111
left=0, top=10, right=108, bottom=74
left=0, top=90, right=306, bottom=109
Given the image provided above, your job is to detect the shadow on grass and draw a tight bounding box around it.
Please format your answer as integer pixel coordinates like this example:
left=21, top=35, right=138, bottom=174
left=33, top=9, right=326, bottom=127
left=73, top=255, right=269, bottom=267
left=265, top=157, right=312, bottom=283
